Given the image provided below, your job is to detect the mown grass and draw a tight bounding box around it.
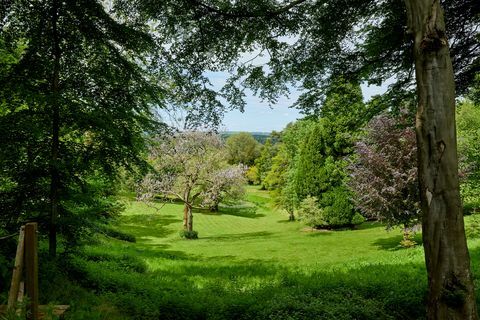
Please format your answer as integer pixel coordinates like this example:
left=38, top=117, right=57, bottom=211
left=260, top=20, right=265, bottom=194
left=35, top=186, right=480, bottom=319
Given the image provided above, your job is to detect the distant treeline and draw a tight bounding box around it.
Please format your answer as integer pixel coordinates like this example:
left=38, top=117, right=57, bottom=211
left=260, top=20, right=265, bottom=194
left=220, top=132, right=278, bottom=144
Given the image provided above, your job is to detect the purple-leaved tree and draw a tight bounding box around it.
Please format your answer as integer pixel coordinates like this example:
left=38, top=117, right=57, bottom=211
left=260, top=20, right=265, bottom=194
left=349, top=112, right=419, bottom=245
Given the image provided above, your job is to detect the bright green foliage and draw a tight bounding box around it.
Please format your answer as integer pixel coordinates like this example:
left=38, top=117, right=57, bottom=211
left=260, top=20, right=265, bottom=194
left=263, top=144, right=288, bottom=190
left=469, top=74, right=480, bottom=105
left=245, top=165, right=260, bottom=185
left=225, top=132, right=261, bottom=166
left=297, top=196, right=325, bottom=227
left=0, top=37, right=26, bottom=75
left=268, top=119, right=315, bottom=219
left=255, top=138, right=277, bottom=188
left=457, top=99, right=480, bottom=212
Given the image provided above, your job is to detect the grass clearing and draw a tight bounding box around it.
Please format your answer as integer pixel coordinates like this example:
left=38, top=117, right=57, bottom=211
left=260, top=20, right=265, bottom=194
left=37, top=186, right=480, bottom=319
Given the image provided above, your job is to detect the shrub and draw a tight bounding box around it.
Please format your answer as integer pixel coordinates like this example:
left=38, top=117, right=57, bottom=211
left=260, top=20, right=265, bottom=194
left=465, top=215, right=480, bottom=239
left=297, top=189, right=363, bottom=229
left=351, top=212, right=365, bottom=226
left=399, top=229, right=417, bottom=248
left=297, top=196, right=326, bottom=227
left=318, top=187, right=358, bottom=228
left=179, top=230, right=199, bottom=239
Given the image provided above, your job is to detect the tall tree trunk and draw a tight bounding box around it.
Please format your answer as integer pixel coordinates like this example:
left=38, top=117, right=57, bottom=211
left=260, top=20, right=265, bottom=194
left=405, top=0, right=477, bottom=318
left=49, top=0, right=61, bottom=258
left=187, top=204, right=193, bottom=232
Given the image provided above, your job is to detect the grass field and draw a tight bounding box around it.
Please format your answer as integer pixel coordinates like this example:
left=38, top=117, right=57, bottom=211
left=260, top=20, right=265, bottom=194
left=39, top=186, right=480, bottom=319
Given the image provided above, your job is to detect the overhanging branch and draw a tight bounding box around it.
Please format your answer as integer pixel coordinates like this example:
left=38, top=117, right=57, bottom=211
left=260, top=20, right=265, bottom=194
left=190, top=0, right=309, bottom=18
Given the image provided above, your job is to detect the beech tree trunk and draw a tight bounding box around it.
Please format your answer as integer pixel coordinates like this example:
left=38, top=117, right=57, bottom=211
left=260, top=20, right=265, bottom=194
left=49, top=0, right=61, bottom=258
left=405, top=0, right=478, bottom=318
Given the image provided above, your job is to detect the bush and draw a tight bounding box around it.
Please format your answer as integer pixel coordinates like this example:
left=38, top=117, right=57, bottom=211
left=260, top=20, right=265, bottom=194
left=351, top=212, right=365, bottom=225
left=297, top=196, right=326, bottom=227
left=179, top=230, right=199, bottom=239
left=399, top=229, right=417, bottom=248
left=318, top=187, right=358, bottom=228
left=466, top=215, right=480, bottom=239
left=298, top=189, right=362, bottom=229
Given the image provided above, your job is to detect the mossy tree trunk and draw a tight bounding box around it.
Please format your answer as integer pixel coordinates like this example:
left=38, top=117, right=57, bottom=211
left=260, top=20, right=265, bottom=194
left=405, top=0, right=478, bottom=318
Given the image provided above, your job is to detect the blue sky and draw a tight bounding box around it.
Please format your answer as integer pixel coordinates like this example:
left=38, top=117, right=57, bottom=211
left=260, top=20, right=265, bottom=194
left=217, top=78, right=391, bottom=133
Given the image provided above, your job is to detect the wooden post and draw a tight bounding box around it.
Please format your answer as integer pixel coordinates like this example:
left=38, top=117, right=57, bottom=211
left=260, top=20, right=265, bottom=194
left=24, top=223, right=39, bottom=320
left=7, top=226, right=25, bottom=310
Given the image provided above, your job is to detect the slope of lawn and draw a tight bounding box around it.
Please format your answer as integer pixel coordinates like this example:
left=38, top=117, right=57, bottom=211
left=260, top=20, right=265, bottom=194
left=41, top=186, right=480, bottom=320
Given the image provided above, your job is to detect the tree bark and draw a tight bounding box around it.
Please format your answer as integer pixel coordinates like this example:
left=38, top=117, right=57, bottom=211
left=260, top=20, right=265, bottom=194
left=288, top=210, right=295, bottom=221
left=183, top=202, right=188, bottom=230
left=405, top=0, right=478, bottom=318
left=187, top=204, right=193, bottom=232
left=49, top=0, right=61, bottom=258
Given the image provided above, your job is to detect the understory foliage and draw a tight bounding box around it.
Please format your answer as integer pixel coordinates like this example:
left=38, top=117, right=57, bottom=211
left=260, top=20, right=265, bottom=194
left=457, top=95, right=480, bottom=213
left=349, top=111, right=419, bottom=243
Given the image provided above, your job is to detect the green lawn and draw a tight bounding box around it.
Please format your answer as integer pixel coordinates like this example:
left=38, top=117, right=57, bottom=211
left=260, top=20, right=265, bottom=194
left=41, top=186, right=480, bottom=319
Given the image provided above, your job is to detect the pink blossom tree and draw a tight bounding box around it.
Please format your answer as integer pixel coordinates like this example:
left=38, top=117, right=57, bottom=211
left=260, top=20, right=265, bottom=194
left=137, top=131, right=245, bottom=235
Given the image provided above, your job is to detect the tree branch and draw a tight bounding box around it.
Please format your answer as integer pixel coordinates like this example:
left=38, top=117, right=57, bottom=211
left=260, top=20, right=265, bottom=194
left=190, top=0, right=309, bottom=19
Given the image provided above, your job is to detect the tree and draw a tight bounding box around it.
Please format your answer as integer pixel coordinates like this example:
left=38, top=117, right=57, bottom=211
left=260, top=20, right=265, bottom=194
left=349, top=112, right=419, bottom=244
left=268, top=119, right=315, bottom=220
left=245, top=165, right=260, bottom=185
left=225, top=132, right=261, bottom=166
left=199, top=164, right=247, bottom=212
left=0, top=1, right=162, bottom=256
left=254, top=138, right=277, bottom=188
left=138, top=131, right=245, bottom=234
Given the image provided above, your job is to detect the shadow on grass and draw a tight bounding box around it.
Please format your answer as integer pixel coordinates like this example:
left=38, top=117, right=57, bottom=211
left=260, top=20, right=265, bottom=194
left=58, top=240, right=436, bottom=320
left=216, top=206, right=266, bottom=219
left=304, top=230, right=334, bottom=237
left=201, top=231, right=273, bottom=241
left=373, top=233, right=423, bottom=251
left=355, top=221, right=384, bottom=230
left=118, top=214, right=181, bottom=241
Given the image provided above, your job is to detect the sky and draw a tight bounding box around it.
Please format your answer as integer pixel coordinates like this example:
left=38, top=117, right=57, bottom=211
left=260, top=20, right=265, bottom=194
left=216, top=75, right=391, bottom=133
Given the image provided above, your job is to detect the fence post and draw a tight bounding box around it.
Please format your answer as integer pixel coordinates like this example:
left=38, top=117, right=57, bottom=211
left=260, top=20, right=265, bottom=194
left=24, top=223, right=39, bottom=320
left=7, top=226, right=25, bottom=310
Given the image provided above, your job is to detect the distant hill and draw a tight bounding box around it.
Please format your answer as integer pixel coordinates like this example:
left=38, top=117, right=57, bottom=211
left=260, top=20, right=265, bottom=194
left=220, top=131, right=271, bottom=144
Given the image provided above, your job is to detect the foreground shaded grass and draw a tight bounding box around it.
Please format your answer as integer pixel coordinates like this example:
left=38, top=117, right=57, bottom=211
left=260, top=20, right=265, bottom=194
left=37, top=186, right=480, bottom=319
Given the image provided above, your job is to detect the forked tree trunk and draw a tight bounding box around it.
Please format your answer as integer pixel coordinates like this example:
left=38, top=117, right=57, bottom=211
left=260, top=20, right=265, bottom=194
left=404, top=0, right=478, bottom=318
